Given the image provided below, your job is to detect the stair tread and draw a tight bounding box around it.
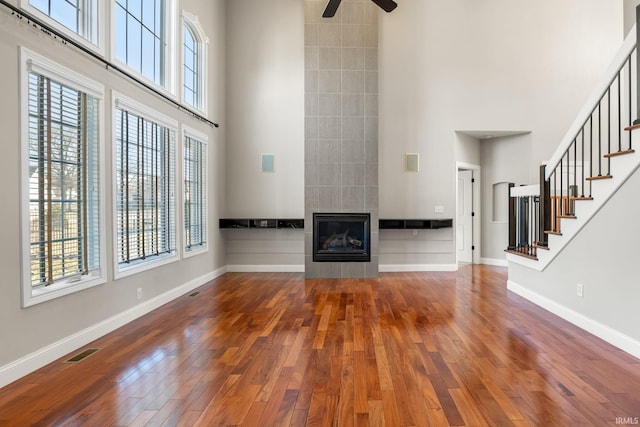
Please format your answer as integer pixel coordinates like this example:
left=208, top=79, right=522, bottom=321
left=533, top=242, right=549, bottom=250
left=505, top=249, right=538, bottom=261
left=570, top=196, right=593, bottom=201
left=544, top=230, right=562, bottom=236
left=557, top=215, right=576, bottom=219
left=624, top=123, right=640, bottom=131
left=604, top=149, right=635, bottom=158
left=585, top=174, right=613, bottom=181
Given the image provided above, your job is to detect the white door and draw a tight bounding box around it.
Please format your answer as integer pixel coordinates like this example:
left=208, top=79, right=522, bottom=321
left=457, top=170, right=473, bottom=263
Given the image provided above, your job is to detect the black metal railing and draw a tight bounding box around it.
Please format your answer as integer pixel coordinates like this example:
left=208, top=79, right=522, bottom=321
left=508, top=27, right=638, bottom=259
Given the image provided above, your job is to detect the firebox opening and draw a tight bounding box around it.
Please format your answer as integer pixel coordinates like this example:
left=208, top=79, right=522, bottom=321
left=313, top=213, right=371, bottom=262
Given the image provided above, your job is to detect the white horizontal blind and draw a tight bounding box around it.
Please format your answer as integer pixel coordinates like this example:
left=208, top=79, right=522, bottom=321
left=115, top=108, right=176, bottom=266
left=27, top=72, right=100, bottom=288
left=184, top=135, right=206, bottom=251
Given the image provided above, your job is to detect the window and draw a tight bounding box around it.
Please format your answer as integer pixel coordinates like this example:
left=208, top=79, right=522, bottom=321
left=21, top=48, right=105, bottom=306
left=183, top=129, right=207, bottom=255
left=25, top=0, right=99, bottom=46
left=114, top=0, right=174, bottom=87
left=114, top=94, right=176, bottom=275
left=182, top=13, right=208, bottom=112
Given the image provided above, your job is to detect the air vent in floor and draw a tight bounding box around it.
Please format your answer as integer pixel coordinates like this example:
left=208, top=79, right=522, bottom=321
left=189, top=291, right=200, bottom=297
left=64, top=348, right=100, bottom=363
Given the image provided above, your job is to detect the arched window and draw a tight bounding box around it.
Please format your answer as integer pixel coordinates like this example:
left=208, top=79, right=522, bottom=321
left=182, top=13, right=208, bottom=113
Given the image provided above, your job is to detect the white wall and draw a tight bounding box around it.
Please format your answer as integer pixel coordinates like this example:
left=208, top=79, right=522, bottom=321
left=379, top=0, right=622, bottom=265
left=0, top=0, right=227, bottom=383
left=508, top=163, right=640, bottom=357
left=225, top=0, right=304, bottom=218
left=625, top=0, right=640, bottom=36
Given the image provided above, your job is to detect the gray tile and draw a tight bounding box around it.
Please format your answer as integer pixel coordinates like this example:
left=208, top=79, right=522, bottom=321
left=319, top=47, right=342, bottom=70
left=341, top=1, right=365, bottom=25
left=319, top=70, right=342, bottom=93
left=365, top=48, right=377, bottom=71
left=364, top=3, right=378, bottom=25
left=364, top=24, right=378, bottom=48
left=365, top=140, right=378, bottom=163
left=319, top=187, right=342, bottom=210
left=342, top=186, right=365, bottom=210
left=364, top=93, right=377, bottom=117
left=319, top=116, right=342, bottom=139
left=364, top=165, right=378, bottom=186
left=342, top=70, right=364, bottom=93
left=318, top=93, right=341, bottom=116
left=343, top=116, right=364, bottom=140
left=305, top=1, right=320, bottom=24
left=342, top=140, right=365, bottom=163
left=319, top=163, right=342, bottom=185
left=305, top=162, right=319, bottom=186
left=305, top=117, right=318, bottom=139
left=319, top=23, right=342, bottom=46
left=318, top=140, right=342, bottom=163
left=365, top=71, right=378, bottom=94
left=343, top=48, right=365, bottom=70
left=365, top=117, right=378, bottom=143
left=342, top=24, right=364, bottom=47
left=305, top=139, right=318, bottom=163
left=342, top=93, right=364, bottom=117
left=305, top=23, right=319, bottom=46
left=305, top=93, right=319, bottom=116
left=365, top=256, right=379, bottom=278
left=365, top=185, right=378, bottom=210
left=341, top=262, right=366, bottom=278
left=305, top=46, right=319, bottom=70
left=305, top=70, right=318, bottom=93
left=342, top=163, right=365, bottom=186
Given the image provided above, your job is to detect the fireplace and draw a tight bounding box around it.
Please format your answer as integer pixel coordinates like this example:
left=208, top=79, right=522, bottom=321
left=313, top=213, right=371, bottom=262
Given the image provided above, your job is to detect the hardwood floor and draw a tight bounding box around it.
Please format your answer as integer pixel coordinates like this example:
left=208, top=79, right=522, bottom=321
left=1, top=265, right=639, bottom=426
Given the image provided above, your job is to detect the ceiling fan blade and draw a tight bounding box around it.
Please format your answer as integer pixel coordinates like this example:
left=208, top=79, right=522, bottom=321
left=371, top=0, right=397, bottom=13
left=322, top=0, right=342, bottom=18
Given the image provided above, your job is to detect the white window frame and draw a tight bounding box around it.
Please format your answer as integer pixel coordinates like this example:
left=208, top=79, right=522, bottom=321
left=112, top=91, right=179, bottom=279
left=181, top=126, right=209, bottom=258
left=111, top=0, right=178, bottom=95
left=20, top=0, right=104, bottom=54
left=19, top=47, right=107, bottom=307
left=181, top=11, right=209, bottom=115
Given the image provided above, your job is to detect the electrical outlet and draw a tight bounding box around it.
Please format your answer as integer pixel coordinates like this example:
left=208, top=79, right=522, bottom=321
left=434, top=205, right=445, bottom=214
left=412, top=229, right=418, bottom=236
left=136, top=288, right=142, bottom=300
left=577, top=283, right=584, bottom=298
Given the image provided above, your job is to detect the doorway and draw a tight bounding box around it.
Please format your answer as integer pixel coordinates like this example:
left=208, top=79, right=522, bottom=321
left=456, top=163, right=480, bottom=265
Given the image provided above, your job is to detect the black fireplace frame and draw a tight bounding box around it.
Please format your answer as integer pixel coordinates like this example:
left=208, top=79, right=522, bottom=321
left=313, top=213, right=371, bottom=262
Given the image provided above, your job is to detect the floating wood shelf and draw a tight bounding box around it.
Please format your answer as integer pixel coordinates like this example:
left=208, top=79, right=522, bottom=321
left=379, top=219, right=453, bottom=230
left=219, top=219, right=304, bottom=229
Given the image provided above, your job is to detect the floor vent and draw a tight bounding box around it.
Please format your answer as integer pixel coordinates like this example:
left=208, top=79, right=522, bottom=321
left=64, top=348, right=100, bottom=363
left=189, top=291, right=200, bottom=297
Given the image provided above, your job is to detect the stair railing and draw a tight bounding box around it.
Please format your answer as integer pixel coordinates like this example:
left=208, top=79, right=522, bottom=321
left=508, top=25, right=638, bottom=258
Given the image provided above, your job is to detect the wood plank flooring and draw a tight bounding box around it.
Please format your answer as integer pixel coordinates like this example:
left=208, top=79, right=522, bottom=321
left=1, top=265, right=639, bottom=426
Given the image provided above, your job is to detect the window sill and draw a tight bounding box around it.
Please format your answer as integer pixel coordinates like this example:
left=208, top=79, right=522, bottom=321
left=114, top=252, right=179, bottom=280
left=183, top=245, right=209, bottom=259
left=24, top=274, right=106, bottom=308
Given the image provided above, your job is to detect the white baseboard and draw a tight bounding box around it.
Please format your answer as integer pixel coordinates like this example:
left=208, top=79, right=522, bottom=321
left=379, top=264, right=458, bottom=272
left=480, top=257, right=508, bottom=267
left=0, top=267, right=227, bottom=389
left=226, top=264, right=305, bottom=273
left=507, top=279, right=640, bottom=359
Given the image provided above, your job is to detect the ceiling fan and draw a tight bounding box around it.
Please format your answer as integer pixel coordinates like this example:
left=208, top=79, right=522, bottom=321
left=322, top=0, right=398, bottom=18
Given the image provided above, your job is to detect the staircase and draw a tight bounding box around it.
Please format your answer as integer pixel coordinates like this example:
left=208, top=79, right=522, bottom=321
left=506, top=25, right=640, bottom=272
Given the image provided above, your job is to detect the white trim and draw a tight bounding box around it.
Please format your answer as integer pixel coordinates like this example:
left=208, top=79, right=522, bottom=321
left=379, top=264, right=458, bottom=272
left=111, top=91, right=179, bottom=280
left=22, top=47, right=104, bottom=98
left=0, top=267, right=227, bottom=388
left=480, top=257, right=508, bottom=267
left=19, top=0, right=104, bottom=54
left=507, top=279, right=640, bottom=359
left=181, top=125, right=209, bottom=259
left=510, top=184, right=539, bottom=198
left=226, top=265, right=305, bottom=273
left=456, top=161, right=481, bottom=265
left=19, top=49, right=107, bottom=307
left=181, top=11, right=209, bottom=116
left=112, top=91, right=179, bottom=130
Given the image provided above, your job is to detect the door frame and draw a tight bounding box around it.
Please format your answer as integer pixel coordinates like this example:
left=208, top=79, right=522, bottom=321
left=456, top=162, right=481, bottom=265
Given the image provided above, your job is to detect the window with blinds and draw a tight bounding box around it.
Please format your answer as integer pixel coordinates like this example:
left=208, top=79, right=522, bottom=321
left=184, top=134, right=206, bottom=252
left=27, top=72, right=100, bottom=288
left=115, top=107, right=176, bottom=268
